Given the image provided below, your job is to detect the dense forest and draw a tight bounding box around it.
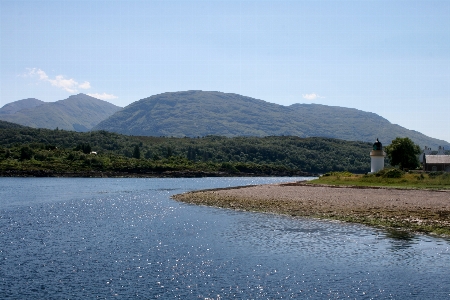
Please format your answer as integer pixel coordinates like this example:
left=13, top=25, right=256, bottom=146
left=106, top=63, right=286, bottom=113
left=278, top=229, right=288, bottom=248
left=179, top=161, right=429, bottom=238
left=0, top=120, right=373, bottom=176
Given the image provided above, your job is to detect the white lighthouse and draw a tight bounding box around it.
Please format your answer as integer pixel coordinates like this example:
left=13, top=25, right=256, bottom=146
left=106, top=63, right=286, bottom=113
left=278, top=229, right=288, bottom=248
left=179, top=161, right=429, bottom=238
left=370, top=138, right=385, bottom=173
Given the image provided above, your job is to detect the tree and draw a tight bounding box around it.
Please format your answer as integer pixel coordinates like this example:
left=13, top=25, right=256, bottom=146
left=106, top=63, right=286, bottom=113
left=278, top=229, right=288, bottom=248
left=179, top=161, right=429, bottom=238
left=74, top=143, right=92, bottom=154
left=20, top=146, right=34, bottom=160
left=385, top=137, right=421, bottom=170
left=166, top=147, right=173, bottom=158
left=133, top=145, right=141, bottom=159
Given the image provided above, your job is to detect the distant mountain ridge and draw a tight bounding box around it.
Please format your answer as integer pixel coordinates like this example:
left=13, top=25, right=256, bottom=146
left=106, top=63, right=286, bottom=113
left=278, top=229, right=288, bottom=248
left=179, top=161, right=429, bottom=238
left=0, top=98, right=44, bottom=115
left=93, top=90, right=449, bottom=149
left=0, top=94, right=122, bottom=132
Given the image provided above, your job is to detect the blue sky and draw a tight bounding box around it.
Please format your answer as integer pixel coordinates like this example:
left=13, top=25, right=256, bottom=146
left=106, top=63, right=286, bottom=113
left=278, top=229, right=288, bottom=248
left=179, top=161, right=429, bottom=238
left=1, top=0, right=449, bottom=143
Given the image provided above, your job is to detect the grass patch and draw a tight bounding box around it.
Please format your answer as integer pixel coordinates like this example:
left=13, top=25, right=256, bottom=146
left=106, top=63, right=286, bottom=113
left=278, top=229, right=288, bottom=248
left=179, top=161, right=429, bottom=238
left=311, top=170, right=450, bottom=189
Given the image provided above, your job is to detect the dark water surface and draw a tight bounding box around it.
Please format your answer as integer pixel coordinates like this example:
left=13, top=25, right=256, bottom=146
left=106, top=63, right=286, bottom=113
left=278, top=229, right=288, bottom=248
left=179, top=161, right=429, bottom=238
left=0, top=177, right=449, bottom=299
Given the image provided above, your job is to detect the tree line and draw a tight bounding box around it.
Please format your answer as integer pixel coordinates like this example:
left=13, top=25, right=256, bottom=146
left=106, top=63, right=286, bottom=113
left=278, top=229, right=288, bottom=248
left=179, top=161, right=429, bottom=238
left=0, top=121, right=374, bottom=175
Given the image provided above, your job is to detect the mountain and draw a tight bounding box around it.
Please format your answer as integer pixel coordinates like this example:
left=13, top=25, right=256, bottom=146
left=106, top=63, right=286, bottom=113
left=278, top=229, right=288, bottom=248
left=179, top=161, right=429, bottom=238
left=0, top=98, right=44, bottom=115
left=93, top=90, right=449, bottom=149
left=94, top=90, right=292, bottom=136
left=0, top=94, right=122, bottom=132
left=287, top=103, right=444, bottom=148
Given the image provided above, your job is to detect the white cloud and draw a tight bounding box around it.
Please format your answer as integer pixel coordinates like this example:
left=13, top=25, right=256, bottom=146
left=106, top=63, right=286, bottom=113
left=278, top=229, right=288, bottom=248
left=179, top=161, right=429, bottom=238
left=24, top=68, right=117, bottom=100
left=25, top=68, right=91, bottom=93
left=302, top=93, right=325, bottom=100
left=78, top=81, right=91, bottom=89
left=23, top=68, right=48, bottom=80
left=36, top=69, right=49, bottom=80
left=47, top=75, right=79, bottom=93
left=87, top=93, right=118, bottom=100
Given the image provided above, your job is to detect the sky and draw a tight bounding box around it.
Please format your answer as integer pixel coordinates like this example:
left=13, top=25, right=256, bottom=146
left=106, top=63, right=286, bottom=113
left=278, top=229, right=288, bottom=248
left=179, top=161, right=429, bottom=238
left=1, top=0, right=449, bottom=143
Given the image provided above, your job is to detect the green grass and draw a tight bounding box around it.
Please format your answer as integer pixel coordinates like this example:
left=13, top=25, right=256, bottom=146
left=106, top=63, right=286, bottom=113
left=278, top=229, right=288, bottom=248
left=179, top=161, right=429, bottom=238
left=310, top=169, right=450, bottom=189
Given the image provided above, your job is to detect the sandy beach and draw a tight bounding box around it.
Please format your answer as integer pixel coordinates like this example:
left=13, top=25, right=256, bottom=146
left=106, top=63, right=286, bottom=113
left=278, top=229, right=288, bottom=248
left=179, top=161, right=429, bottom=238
left=172, top=181, right=450, bottom=235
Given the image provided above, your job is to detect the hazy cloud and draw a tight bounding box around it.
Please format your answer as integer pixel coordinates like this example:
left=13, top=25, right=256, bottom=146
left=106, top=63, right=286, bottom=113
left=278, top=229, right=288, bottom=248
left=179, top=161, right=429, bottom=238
left=87, top=93, right=118, bottom=100
left=78, top=81, right=91, bottom=89
left=24, top=68, right=117, bottom=100
left=302, top=93, right=325, bottom=100
left=33, top=68, right=49, bottom=81
left=47, top=75, right=79, bottom=93
left=25, top=68, right=91, bottom=93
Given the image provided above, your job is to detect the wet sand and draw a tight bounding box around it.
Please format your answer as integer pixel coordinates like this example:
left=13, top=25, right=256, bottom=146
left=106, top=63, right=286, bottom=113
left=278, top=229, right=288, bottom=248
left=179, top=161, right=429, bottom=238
left=172, top=181, right=450, bottom=235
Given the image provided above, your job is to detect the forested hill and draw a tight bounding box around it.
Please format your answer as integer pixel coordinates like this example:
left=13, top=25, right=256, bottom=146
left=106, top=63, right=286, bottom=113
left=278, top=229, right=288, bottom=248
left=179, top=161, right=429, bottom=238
left=0, top=120, right=25, bottom=129
left=93, top=90, right=449, bottom=149
left=0, top=121, right=372, bottom=173
left=0, top=94, right=121, bottom=132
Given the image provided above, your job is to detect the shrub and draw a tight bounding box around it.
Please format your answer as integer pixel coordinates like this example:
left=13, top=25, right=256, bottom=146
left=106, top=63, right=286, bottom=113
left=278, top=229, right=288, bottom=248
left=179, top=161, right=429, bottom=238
left=220, top=162, right=239, bottom=173
left=428, top=171, right=444, bottom=178
left=34, top=152, right=47, bottom=161
left=322, top=171, right=353, bottom=177
left=379, top=168, right=404, bottom=178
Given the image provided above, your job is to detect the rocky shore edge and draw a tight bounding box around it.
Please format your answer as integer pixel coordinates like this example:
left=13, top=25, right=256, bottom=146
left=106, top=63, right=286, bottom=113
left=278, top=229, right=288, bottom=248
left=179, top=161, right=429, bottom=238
left=172, top=181, right=450, bottom=236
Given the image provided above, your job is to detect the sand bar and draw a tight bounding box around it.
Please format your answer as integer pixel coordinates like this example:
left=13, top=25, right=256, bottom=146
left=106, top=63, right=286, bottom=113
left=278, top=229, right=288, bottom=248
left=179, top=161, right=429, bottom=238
left=172, top=181, right=450, bottom=235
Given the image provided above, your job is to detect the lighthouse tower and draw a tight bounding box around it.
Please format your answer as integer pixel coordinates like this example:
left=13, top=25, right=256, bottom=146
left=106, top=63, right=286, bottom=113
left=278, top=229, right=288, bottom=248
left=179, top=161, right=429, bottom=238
left=370, top=138, right=385, bottom=173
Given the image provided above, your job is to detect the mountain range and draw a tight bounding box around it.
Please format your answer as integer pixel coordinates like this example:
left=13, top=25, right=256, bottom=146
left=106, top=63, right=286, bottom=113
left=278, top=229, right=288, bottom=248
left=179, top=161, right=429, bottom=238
left=0, top=94, right=121, bottom=132
left=1, top=91, right=448, bottom=149
left=93, top=90, right=449, bottom=149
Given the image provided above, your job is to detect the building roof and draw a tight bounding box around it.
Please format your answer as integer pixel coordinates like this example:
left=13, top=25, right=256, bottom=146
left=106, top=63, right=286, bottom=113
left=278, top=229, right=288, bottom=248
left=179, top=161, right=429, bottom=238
left=425, top=155, right=450, bottom=164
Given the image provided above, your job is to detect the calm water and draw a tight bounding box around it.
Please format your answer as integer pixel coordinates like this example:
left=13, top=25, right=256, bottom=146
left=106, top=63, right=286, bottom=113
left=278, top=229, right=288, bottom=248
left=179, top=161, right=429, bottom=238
left=0, top=177, right=449, bottom=299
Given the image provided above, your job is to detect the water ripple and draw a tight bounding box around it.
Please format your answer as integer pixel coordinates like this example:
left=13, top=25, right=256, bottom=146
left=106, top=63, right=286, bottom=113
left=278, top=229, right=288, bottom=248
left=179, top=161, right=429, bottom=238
left=1, top=177, right=449, bottom=299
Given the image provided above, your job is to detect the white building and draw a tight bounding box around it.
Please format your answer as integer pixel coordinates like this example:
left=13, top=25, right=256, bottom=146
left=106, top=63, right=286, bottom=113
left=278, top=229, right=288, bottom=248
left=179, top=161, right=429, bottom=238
left=419, top=146, right=432, bottom=163
left=370, top=138, right=385, bottom=173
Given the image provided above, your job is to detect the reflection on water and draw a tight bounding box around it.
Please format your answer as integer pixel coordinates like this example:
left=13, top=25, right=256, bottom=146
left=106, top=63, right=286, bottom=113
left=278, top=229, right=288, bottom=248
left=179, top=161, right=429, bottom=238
left=0, top=177, right=449, bottom=299
left=385, top=229, right=417, bottom=251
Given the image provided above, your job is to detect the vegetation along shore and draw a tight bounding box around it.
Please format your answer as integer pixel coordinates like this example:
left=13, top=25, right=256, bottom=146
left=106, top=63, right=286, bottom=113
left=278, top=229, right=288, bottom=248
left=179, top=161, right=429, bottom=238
left=173, top=171, right=450, bottom=236
left=0, top=120, right=371, bottom=176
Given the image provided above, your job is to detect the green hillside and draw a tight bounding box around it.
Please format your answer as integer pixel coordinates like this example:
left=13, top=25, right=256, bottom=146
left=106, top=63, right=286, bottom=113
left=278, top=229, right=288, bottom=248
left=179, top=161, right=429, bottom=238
left=0, top=121, right=373, bottom=174
left=0, top=94, right=121, bottom=131
left=0, top=120, right=25, bottom=129
left=93, top=91, right=449, bottom=149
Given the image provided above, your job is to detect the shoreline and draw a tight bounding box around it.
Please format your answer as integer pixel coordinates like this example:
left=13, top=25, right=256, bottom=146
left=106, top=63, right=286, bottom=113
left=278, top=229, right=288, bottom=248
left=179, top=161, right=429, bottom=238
left=0, top=170, right=317, bottom=178
left=172, top=181, right=450, bottom=236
